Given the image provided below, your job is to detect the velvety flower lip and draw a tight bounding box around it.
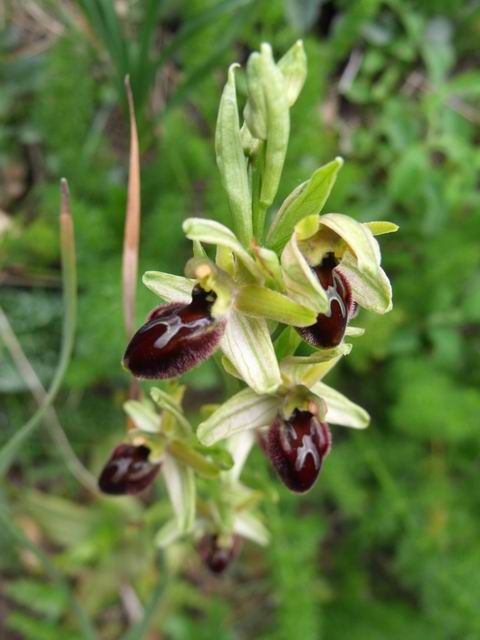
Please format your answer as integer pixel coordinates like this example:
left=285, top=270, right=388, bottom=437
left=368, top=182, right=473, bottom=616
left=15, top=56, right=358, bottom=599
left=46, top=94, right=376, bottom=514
left=122, top=286, right=226, bottom=379
left=296, top=252, right=354, bottom=348
left=196, top=533, right=241, bottom=574
left=267, top=409, right=331, bottom=493
left=98, top=443, right=161, bottom=495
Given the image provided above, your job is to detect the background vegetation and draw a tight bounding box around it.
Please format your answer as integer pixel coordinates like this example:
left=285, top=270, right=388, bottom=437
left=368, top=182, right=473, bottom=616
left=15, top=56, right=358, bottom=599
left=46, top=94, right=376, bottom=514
left=1, top=1, right=480, bottom=638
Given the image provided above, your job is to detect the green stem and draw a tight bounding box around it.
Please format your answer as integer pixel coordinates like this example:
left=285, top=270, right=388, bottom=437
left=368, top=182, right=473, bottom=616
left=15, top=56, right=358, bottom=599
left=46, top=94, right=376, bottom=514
left=0, top=180, right=77, bottom=476
left=251, top=141, right=266, bottom=242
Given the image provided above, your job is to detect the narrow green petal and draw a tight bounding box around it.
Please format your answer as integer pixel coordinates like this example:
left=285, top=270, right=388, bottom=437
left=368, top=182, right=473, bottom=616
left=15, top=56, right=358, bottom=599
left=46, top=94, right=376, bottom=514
left=220, top=309, right=282, bottom=395
left=142, top=271, right=194, bottom=303
left=162, top=456, right=196, bottom=533
left=365, top=221, right=399, bottom=236
left=267, top=158, right=343, bottom=251
left=235, top=285, right=317, bottom=327
left=196, top=387, right=280, bottom=446
left=312, top=382, right=370, bottom=429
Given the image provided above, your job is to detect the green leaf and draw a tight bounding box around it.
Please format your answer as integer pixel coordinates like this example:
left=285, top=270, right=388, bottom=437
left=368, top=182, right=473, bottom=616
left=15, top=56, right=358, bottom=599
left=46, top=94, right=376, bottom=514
left=312, top=382, right=370, bottom=428
left=183, top=218, right=263, bottom=280
left=124, top=399, right=161, bottom=434
left=215, top=63, right=252, bottom=246
left=142, top=271, right=194, bottom=303
left=220, top=308, right=282, bottom=394
left=277, top=39, right=307, bottom=106
left=162, top=455, right=196, bottom=533
left=196, top=387, right=280, bottom=446
left=235, top=285, right=317, bottom=326
left=267, top=157, right=343, bottom=250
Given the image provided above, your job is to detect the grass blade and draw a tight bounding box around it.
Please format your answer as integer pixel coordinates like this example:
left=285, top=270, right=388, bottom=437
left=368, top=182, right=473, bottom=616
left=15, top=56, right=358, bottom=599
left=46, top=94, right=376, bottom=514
left=0, top=180, right=77, bottom=476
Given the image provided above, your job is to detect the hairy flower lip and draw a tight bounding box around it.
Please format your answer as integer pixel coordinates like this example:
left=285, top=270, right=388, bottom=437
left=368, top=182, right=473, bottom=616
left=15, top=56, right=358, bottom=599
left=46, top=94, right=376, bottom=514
left=98, top=443, right=161, bottom=496
left=122, top=287, right=226, bottom=380
left=196, top=533, right=241, bottom=574
left=296, top=253, right=353, bottom=348
left=267, top=409, right=331, bottom=493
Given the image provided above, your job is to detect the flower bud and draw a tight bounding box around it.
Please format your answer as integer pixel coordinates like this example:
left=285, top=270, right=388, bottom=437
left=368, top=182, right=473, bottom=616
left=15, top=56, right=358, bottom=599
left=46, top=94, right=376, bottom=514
left=123, top=287, right=225, bottom=379
left=267, top=409, right=331, bottom=493
left=296, top=253, right=353, bottom=348
left=98, top=443, right=161, bottom=495
left=196, top=533, right=241, bottom=574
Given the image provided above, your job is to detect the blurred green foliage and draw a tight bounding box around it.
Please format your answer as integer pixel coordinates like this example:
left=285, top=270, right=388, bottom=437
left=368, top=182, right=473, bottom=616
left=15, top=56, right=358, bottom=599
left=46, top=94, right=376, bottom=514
left=1, top=0, right=480, bottom=638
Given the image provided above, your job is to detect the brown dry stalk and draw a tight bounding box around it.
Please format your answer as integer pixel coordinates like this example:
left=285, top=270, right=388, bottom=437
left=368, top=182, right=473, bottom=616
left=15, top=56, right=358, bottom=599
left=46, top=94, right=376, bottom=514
left=122, top=76, right=141, bottom=340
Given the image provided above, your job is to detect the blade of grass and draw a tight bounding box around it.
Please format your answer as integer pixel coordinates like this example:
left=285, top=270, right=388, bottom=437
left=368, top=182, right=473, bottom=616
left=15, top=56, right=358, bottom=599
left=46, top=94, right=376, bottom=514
left=122, top=76, right=141, bottom=339
left=0, top=179, right=77, bottom=476
left=0, top=503, right=98, bottom=640
left=134, top=0, right=165, bottom=107
left=0, top=306, right=99, bottom=495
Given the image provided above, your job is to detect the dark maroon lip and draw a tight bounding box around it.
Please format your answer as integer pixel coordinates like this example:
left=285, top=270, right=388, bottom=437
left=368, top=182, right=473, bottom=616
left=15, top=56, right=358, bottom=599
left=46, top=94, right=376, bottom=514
left=267, top=410, right=331, bottom=493
left=196, top=533, right=241, bottom=574
left=98, top=443, right=161, bottom=496
left=296, top=252, right=353, bottom=348
left=122, top=286, right=225, bottom=379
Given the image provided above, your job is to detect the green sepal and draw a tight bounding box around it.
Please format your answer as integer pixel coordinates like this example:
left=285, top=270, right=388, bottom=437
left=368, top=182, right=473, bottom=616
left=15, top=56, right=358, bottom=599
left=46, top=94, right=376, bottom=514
left=267, top=157, right=343, bottom=251
left=142, top=271, right=194, bottom=303
left=245, top=43, right=290, bottom=209
left=162, top=456, right=196, bottom=533
left=280, top=227, right=330, bottom=313
left=220, top=308, right=282, bottom=395
left=312, top=382, right=370, bottom=429
left=196, top=387, right=280, bottom=446
left=123, top=399, right=161, bottom=434
left=277, top=39, right=307, bottom=107
left=183, top=218, right=263, bottom=281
